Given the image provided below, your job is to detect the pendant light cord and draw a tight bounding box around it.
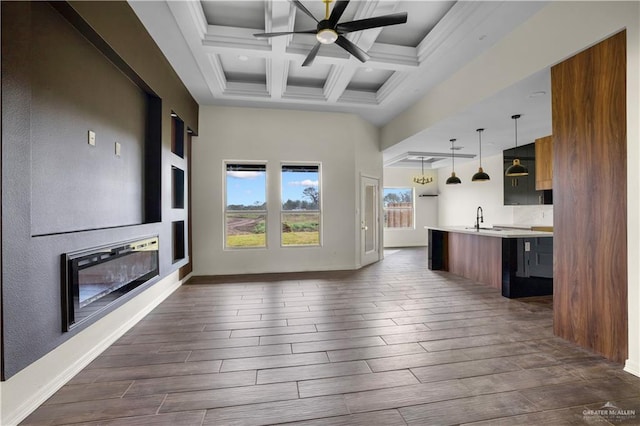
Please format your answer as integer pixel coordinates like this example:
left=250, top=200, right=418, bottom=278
left=450, top=139, right=456, bottom=170
left=477, top=128, right=483, bottom=167
left=512, top=114, right=521, bottom=150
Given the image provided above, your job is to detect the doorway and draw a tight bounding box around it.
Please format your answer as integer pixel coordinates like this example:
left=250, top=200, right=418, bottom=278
left=360, top=175, right=380, bottom=267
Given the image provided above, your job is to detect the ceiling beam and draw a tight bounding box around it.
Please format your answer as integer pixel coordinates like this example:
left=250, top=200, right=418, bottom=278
left=264, top=0, right=293, bottom=99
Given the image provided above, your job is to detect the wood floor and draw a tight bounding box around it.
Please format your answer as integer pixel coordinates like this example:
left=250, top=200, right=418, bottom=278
left=23, top=248, right=640, bottom=425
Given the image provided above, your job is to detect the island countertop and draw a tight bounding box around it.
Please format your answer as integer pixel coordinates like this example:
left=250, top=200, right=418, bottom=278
left=426, top=225, right=553, bottom=239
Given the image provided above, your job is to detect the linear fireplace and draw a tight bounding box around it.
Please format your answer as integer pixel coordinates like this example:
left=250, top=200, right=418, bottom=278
left=62, top=236, right=159, bottom=331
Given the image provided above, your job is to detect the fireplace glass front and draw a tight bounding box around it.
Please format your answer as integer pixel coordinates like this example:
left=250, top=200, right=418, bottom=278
left=62, top=236, right=159, bottom=331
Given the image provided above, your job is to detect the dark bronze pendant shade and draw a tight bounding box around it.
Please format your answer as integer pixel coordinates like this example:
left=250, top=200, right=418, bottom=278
left=446, top=138, right=462, bottom=185
left=472, top=128, right=490, bottom=181
left=505, top=114, right=529, bottom=177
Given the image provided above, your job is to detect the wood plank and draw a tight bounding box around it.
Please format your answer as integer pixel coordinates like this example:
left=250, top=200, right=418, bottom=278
left=298, top=370, right=419, bottom=398
left=447, top=233, right=502, bottom=289
left=159, top=382, right=298, bottom=412
left=344, top=380, right=472, bottom=413
left=124, top=370, right=257, bottom=397
left=398, top=391, right=537, bottom=425
left=292, top=336, right=386, bottom=353
left=256, top=360, right=371, bottom=384
left=219, top=352, right=329, bottom=372
left=327, top=342, right=426, bottom=362
left=279, top=409, right=407, bottom=426
left=187, top=343, right=292, bottom=362
left=365, top=350, right=472, bottom=372
left=202, top=395, right=349, bottom=426
left=552, top=30, right=628, bottom=363
left=410, top=357, right=523, bottom=383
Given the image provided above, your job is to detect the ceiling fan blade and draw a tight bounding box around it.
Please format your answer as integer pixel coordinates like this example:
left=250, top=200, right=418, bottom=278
left=328, top=0, right=350, bottom=26
left=291, top=0, right=318, bottom=23
left=336, top=12, right=408, bottom=33
left=335, top=35, right=370, bottom=63
left=302, top=42, right=322, bottom=67
left=254, top=30, right=317, bottom=38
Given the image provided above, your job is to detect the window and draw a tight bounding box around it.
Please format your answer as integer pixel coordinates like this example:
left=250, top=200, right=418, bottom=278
left=383, top=187, right=414, bottom=229
left=281, top=164, right=321, bottom=246
left=225, top=163, right=267, bottom=248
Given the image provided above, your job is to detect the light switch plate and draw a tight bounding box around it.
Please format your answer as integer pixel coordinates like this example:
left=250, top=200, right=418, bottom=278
left=524, top=241, right=531, bottom=252
left=88, top=130, right=96, bottom=146
left=115, top=142, right=121, bottom=157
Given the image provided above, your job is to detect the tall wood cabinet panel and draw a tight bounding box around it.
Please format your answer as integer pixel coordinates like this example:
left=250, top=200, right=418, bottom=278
left=552, top=30, right=627, bottom=363
left=535, top=135, right=553, bottom=190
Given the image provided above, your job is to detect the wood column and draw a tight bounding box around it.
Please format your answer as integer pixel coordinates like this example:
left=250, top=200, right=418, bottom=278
left=552, top=31, right=627, bottom=363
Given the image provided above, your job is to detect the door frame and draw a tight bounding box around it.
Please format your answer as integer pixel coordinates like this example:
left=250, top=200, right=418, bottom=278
left=360, top=174, right=382, bottom=267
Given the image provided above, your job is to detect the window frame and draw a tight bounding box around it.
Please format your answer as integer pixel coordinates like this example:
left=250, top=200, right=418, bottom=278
left=280, top=162, right=322, bottom=248
left=383, top=186, right=415, bottom=230
left=223, top=161, right=268, bottom=250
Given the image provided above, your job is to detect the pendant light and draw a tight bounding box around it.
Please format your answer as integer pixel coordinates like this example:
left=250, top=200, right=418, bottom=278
left=505, top=114, right=529, bottom=176
left=472, top=128, right=490, bottom=181
left=446, top=138, right=462, bottom=185
left=413, top=156, right=433, bottom=185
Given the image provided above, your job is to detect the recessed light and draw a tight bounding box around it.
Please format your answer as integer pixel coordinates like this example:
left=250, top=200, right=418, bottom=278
left=238, top=55, right=249, bottom=62
left=529, top=91, right=547, bottom=98
left=364, top=67, right=374, bottom=73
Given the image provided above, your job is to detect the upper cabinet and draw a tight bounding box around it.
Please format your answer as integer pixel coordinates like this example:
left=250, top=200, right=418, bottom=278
left=504, top=142, right=553, bottom=205
left=535, top=135, right=553, bottom=190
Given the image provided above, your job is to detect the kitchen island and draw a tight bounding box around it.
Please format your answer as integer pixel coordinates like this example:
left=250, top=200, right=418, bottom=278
left=427, top=226, right=553, bottom=298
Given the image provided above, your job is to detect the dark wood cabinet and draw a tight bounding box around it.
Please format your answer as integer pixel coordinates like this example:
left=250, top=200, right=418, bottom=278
left=503, top=142, right=552, bottom=205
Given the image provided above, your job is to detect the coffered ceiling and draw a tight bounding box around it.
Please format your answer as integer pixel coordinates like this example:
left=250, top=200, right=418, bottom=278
left=130, top=1, right=547, bottom=127
left=130, top=1, right=555, bottom=171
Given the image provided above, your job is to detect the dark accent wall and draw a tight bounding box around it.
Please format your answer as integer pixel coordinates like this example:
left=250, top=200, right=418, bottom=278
left=552, top=30, right=627, bottom=363
left=1, top=1, right=198, bottom=379
left=29, top=3, right=148, bottom=235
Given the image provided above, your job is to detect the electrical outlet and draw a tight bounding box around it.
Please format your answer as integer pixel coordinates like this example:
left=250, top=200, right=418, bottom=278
left=88, top=130, right=96, bottom=146
left=115, top=142, right=121, bottom=157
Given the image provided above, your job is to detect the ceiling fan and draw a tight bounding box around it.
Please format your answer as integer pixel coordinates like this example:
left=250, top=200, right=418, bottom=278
left=253, top=0, right=408, bottom=67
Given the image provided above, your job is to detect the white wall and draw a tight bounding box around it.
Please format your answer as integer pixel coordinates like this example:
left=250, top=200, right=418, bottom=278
left=383, top=1, right=640, bottom=377
left=436, top=153, right=553, bottom=228
left=383, top=167, right=438, bottom=247
left=437, top=153, right=512, bottom=227
left=192, top=105, right=382, bottom=275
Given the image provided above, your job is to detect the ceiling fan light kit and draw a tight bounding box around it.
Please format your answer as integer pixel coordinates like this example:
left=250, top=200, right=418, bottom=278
left=316, top=28, right=338, bottom=44
left=253, top=0, right=408, bottom=67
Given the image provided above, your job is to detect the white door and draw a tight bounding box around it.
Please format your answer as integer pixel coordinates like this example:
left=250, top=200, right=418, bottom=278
left=360, top=176, right=380, bottom=266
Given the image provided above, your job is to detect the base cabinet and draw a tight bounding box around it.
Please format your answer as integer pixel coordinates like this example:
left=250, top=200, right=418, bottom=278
left=428, top=229, right=553, bottom=298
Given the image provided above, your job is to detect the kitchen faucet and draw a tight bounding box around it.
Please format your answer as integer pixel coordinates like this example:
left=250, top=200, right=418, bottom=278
left=475, top=206, right=484, bottom=231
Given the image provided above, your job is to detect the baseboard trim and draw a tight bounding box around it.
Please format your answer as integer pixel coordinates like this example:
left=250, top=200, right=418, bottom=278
left=624, top=359, right=640, bottom=378
left=1, top=272, right=184, bottom=426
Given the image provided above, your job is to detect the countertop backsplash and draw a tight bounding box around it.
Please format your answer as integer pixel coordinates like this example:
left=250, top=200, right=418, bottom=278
left=513, top=204, right=554, bottom=226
